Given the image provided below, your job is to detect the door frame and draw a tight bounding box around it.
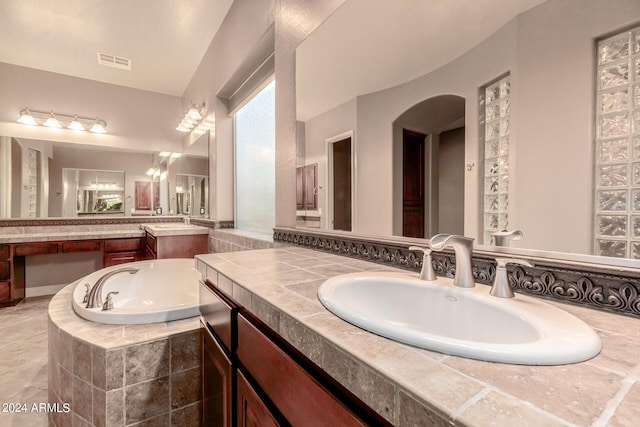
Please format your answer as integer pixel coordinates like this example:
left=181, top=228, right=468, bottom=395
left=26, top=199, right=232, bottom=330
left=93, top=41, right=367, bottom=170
left=325, top=130, right=356, bottom=231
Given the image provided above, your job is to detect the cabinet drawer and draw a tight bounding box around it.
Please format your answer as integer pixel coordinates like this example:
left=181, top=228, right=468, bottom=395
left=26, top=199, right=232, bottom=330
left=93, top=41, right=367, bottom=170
left=104, top=238, right=142, bottom=253
left=237, top=314, right=367, bottom=427
left=60, top=240, right=101, bottom=253
left=0, top=244, right=9, bottom=260
left=0, top=261, right=9, bottom=281
left=0, top=282, right=9, bottom=301
left=200, top=280, right=236, bottom=354
left=104, top=252, right=140, bottom=267
left=14, top=242, right=58, bottom=256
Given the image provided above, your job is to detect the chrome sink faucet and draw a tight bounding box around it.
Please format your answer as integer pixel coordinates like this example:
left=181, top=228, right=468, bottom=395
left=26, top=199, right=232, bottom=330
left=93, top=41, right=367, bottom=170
left=429, top=234, right=475, bottom=288
left=85, top=267, right=139, bottom=309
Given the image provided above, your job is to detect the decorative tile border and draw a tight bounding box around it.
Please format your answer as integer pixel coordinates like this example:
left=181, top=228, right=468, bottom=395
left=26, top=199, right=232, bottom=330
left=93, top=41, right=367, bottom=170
left=0, top=217, right=234, bottom=229
left=274, top=228, right=640, bottom=319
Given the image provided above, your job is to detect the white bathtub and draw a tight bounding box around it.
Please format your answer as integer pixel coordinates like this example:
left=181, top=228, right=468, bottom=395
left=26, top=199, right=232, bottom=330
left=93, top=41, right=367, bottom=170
left=71, top=259, right=200, bottom=324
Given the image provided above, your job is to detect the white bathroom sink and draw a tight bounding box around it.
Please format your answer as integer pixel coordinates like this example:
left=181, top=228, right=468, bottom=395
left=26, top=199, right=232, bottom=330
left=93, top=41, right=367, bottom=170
left=317, top=272, right=602, bottom=365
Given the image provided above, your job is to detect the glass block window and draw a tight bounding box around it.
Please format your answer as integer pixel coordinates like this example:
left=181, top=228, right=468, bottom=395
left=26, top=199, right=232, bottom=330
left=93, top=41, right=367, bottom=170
left=595, top=26, right=640, bottom=258
left=480, top=75, right=511, bottom=244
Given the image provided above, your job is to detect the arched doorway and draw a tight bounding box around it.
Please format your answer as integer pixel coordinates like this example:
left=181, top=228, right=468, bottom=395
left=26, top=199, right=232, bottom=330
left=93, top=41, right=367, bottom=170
left=392, top=95, right=465, bottom=238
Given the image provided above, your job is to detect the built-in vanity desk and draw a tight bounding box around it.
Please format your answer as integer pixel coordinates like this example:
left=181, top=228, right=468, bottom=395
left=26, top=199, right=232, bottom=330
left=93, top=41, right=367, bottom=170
left=196, top=247, right=640, bottom=426
left=0, top=220, right=209, bottom=306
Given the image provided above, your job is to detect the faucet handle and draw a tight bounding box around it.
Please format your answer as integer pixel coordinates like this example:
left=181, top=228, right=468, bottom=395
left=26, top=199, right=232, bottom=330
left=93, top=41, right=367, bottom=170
left=490, top=258, right=534, bottom=298
left=408, top=246, right=437, bottom=281
left=102, top=291, right=119, bottom=311
left=491, top=229, right=523, bottom=247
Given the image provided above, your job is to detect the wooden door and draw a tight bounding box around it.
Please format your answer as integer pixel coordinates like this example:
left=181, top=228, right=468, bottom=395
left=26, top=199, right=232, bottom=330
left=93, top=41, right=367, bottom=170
left=402, top=129, right=425, bottom=238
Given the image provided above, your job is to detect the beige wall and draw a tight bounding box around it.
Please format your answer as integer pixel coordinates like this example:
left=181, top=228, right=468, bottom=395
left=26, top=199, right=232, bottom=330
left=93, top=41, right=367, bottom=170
left=181, top=0, right=347, bottom=225
left=300, top=0, right=640, bottom=255
left=0, top=62, right=182, bottom=153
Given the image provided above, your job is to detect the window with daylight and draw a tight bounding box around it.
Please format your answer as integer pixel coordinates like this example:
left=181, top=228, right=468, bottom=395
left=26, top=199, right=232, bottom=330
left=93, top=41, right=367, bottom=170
left=594, top=26, right=640, bottom=258
left=481, top=74, right=511, bottom=244
left=234, top=79, right=276, bottom=234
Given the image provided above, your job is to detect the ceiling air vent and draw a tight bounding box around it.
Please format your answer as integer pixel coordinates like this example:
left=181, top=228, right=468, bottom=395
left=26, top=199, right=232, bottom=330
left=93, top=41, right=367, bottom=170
left=96, top=51, right=131, bottom=71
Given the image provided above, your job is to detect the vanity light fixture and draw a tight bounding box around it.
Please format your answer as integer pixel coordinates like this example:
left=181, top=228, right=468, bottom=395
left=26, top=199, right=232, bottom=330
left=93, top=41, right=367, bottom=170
left=43, top=112, right=62, bottom=128
left=90, top=119, right=107, bottom=134
left=176, top=103, right=205, bottom=133
left=17, top=108, right=108, bottom=134
left=68, top=115, right=85, bottom=131
left=17, top=109, right=37, bottom=126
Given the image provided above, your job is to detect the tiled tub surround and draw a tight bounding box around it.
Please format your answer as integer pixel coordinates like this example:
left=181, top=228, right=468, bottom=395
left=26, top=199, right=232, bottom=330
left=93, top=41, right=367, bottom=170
left=210, top=228, right=277, bottom=253
left=196, top=247, right=640, bottom=426
left=48, top=284, right=201, bottom=426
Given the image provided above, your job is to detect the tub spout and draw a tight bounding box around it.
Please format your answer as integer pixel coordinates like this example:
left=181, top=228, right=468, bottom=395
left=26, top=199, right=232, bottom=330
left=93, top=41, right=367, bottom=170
left=429, top=234, right=475, bottom=288
left=85, top=267, right=140, bottom=309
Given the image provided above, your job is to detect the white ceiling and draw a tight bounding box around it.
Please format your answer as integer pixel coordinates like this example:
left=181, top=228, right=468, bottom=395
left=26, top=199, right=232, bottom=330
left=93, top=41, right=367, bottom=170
left=0, top=0, right=234, bottom=96
left=296, top=0, right=547, bottom=121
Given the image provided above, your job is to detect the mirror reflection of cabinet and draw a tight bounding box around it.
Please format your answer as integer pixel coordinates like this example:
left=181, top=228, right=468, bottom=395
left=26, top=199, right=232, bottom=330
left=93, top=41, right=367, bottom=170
left=176, top=174, right=208, bottom=217
left=135, top=181, right=152, bottom=210
left=296, top=163, right=317, bottom=210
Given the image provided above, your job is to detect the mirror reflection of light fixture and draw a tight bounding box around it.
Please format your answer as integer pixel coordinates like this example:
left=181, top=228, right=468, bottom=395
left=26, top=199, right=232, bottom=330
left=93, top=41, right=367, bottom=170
left=146, top=167, right=156, bottom=176
left=16, top=108, right=107, bottom=134
left=176, top=102, right=205, bottom=133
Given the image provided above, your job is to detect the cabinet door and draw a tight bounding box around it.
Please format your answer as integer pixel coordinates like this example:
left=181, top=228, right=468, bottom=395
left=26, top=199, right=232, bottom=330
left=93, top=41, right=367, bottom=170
left=237, top=315, right=367, bottom=427
left=135, top=181, right=152, bottom=210
left=202, top=327, right=233, bottom=427
left=303, top=163, right=318, bottom=210
left=237, top=370, right=281, bottom=427
left=296, top=167, right=304, bottom=210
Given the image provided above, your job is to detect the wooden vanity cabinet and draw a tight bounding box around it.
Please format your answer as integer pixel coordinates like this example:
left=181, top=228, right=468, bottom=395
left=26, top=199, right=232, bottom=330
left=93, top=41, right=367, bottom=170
left=144, top=231, right=208, bottom=259
left=201, top=279, right=238, bottom=427
left=0, top=244, right=12, bottom=303
left=103, top=237, right=144, bottom=267
left=200, top=279, right=391, bottom=427
left=237, top=313, right=372, bottom=427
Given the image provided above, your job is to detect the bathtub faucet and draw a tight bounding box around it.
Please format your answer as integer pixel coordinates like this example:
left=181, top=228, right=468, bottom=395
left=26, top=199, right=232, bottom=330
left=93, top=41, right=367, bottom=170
left=85, top=267, right=140, bottom=309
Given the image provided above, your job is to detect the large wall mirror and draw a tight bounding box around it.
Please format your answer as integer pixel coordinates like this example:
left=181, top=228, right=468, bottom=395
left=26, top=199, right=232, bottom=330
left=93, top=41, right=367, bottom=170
left=0, top=132, right=209, bottom=218
left=296, top=0, right=640, bottom=261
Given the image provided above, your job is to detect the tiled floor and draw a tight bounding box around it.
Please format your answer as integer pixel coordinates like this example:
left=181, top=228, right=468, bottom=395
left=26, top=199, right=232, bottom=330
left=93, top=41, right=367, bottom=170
left=0, top=296, right=52, bottom=427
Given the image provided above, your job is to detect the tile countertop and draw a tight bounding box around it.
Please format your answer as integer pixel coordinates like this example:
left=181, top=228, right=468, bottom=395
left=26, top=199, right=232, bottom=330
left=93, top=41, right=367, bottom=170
left=195, top=247, right=640, bottom=427
left=0, top=228, right=145, bottom=244
left=142, top=224, right=209, bottom=237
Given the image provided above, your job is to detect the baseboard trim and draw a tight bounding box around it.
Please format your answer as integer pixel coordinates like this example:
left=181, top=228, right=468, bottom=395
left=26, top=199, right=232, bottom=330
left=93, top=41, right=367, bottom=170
left=26, top=284, right=67, bottom=298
